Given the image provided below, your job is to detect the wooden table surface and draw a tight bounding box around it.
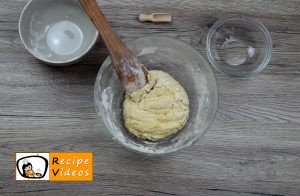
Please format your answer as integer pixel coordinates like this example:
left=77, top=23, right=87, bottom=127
left=1, top=0, right=300, bottom=195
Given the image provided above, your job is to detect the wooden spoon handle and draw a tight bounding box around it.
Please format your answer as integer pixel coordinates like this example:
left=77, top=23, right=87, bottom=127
left=80, top=0, right=126, bottom=58
left=80, top=0, right=148, bottom=92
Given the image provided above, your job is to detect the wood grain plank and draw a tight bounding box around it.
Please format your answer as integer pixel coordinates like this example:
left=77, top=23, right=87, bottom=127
left=0, top=116, right=299, bottom=195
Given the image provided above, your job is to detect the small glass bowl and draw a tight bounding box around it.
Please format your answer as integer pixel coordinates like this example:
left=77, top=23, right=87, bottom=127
left=94, top=36, right=218, bottom=155
left=206, top=16, right=272, bottom=76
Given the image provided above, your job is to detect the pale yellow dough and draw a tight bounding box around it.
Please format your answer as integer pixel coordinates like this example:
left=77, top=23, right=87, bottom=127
left=123, top=70, right=189, bottom=141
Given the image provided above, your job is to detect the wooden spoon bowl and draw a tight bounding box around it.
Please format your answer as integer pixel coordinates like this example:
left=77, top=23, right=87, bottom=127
left=80, top=0, right=148, bottom=93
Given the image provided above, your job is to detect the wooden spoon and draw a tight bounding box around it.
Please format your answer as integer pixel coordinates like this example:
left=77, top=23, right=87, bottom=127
left=79, top=0, right=148, bottom=93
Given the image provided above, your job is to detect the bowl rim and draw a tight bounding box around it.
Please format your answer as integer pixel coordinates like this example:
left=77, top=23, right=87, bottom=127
left=18, top=0, right=99, bottom=66
left=206, top=15, right=273, bottom=76
left=94, top=35, right=219, bottom=156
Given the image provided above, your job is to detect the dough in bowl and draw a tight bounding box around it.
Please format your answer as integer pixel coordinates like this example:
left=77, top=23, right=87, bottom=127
left=123, top=70, right=189, bottom=141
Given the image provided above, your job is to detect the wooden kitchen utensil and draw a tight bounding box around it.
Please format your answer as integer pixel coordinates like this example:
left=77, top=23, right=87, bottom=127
left=139, top=13, right=172, bottom=23
left=79, top=0, right=148, bottom=93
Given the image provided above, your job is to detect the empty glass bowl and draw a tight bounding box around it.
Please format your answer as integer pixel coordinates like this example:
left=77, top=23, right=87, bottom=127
left=206, top=16, right=272, bottom=76
left=94, top=36, right=218, bottom=155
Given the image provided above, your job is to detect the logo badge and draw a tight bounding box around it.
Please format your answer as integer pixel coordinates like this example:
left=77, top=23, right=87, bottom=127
left=16, top=152, right=93, bottom=181
left=16, top=153, right=49, bottom=181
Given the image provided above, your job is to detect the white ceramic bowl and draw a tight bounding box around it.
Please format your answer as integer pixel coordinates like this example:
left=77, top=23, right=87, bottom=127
left=19, top=0, right=98, bottom=66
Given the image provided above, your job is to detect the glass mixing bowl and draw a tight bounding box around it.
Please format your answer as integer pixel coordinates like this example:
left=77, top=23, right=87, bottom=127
left=206, top=16, right=272, bottom=76
left=94, top=36, right=218, bottom=155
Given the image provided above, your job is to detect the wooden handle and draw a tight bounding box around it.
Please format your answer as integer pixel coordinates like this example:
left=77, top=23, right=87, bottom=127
left=139, top=14, right=152, bottom=22
left=139, top=13, right=172, bottom=23
left=80, top=0, right=148, bottom=92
